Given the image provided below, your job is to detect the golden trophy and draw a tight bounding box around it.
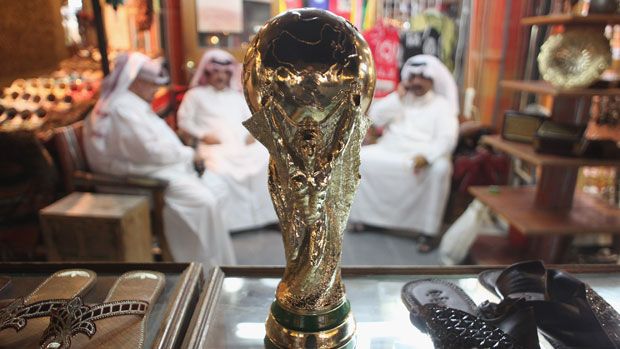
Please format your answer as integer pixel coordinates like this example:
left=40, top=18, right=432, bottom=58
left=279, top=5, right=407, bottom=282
left=242, top=8, right=375, bottom=349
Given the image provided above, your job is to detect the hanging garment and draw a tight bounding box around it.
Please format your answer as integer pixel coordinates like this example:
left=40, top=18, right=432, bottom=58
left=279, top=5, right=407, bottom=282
left=349, top=91, right=458, bottom=235
left=400, top=10, right=457, bottom=71
left=363, top=21, right=401, bottom=98
left=84, top=91, right=236, bottom=268
left=177, top=85, right=278, bottom=231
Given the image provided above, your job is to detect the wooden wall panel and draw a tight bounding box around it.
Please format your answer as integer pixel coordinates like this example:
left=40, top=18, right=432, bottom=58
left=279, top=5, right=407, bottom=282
left=465, top=0, right=530, bottom=128
left=0, top=0, right=68, bottom=87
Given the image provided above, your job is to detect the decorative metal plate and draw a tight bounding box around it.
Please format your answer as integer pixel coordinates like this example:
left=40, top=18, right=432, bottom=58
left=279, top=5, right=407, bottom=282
left=538, top=28, right=611, bottom=89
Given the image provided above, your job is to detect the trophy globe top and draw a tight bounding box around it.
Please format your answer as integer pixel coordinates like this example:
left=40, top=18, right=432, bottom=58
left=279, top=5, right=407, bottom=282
left=243, top=8, right=375, bottom=126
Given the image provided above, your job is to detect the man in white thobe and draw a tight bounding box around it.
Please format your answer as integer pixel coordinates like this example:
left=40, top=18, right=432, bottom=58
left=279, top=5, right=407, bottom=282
left=177, top=49, right=277, bottom=231
left=349, top=55, right=459, bottom=252
left=84, top=52, right=236, bottom=268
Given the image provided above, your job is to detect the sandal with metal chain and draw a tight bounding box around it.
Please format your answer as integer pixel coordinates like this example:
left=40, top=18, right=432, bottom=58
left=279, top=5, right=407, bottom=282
left=0, top=269, right=97, bottom=349
left=39, top=270, right=165, bottom=349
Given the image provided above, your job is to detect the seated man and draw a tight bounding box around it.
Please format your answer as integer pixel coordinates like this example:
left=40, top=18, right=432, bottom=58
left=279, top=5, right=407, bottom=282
left=349, top=55, right=459, bottom=252
left=84, top=52, right=235, bottom=268
left=177, top=49, right=277, bottom=231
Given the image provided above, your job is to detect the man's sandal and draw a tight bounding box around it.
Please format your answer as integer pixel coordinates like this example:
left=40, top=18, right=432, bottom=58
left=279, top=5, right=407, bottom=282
left=0, top=269, right=97, bottom=349
left=40, top=270, right=165, bottom=349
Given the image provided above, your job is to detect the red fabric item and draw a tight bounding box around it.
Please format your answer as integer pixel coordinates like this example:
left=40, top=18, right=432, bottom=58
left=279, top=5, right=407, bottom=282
left=286, top=0, right=303, bottom=9
left=508, top=225, right=528, bottom=249
left=363, top=22, right=400, bottom=98
left=329, top=0, right=351, bottom=20
left=452, top=147, right=510, bottom=193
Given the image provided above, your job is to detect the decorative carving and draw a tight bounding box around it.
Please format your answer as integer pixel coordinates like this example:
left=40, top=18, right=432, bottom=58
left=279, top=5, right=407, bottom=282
left=40, top=296, right=148, bottom=349
left=0, top=298, right=66, bottom=332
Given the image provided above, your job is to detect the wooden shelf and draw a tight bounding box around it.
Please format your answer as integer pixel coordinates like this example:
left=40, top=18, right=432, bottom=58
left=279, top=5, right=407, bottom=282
left=469, top=235, right=528, bottom=265
left=500, top=80, right=620, bottom=97
left=469, top=186, right=620, bottom=236
left=521, top=14, right=620, bottom=26
left=482, top=135, right=620, bottom=167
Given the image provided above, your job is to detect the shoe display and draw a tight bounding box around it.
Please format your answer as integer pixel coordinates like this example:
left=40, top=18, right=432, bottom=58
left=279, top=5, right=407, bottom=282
left=402, top=279, right=540, bottom=349
left=0, top=269, right=97, bottom=349
left=39, top=270, right=165, bottom=349
left=479, top=260, right=620, bottom=349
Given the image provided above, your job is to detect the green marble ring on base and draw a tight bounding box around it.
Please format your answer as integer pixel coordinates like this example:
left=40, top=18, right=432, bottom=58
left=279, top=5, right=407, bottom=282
left=265, top=299, right=356, bottom=348
left=271, top=299, right=351, bottom=332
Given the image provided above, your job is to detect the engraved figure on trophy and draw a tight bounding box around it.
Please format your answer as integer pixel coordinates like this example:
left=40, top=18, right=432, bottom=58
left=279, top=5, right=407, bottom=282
left=243, top=8, right=375, bottom=349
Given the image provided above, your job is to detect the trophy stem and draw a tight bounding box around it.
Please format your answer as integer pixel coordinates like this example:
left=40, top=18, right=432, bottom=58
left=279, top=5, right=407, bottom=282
left=265, top=299, right=356, bottom=348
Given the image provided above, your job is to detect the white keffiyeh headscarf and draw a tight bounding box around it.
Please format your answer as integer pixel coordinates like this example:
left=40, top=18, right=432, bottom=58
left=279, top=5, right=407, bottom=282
left=94, top=52, right=168, bottom=118
left=89, top=52, right=168, bottom=140
left=190, top=49, right=242, bottom=91
left=401, top=55, right=460, bottom=114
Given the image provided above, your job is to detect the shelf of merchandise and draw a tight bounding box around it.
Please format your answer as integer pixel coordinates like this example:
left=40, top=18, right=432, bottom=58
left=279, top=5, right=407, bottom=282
left=521, top=14, right=620, bottom=26
left=470, top=13, right=620, bottom=263
left=469, top=186, right=620, bottom=236
left=481, top=135, right=620, bottom=167
left=500, top=80, right=620, bottom=97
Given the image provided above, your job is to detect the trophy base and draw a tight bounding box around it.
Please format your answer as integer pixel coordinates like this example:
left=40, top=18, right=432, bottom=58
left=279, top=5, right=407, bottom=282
left=264, top=300, right=356, bottom=349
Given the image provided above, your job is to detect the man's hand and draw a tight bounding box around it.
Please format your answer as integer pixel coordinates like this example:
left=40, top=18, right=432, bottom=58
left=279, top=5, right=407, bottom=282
left=397, top=82, right=408, bottom=99
left=201, top=133, right=221, bottom=145
left=193, top=153, right=206, bottom=176
left=363, top=126, right=380, bottom=145
left=413, top=155, right=429, bottom=174
left=245, top=134, right=256, bottom=145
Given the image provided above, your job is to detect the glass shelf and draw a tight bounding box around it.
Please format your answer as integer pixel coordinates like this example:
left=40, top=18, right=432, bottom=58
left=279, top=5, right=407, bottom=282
left=184, top=265, right=620, bottom=349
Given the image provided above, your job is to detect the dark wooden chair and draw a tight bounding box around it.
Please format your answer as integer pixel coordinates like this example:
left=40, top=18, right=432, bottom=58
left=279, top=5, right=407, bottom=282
left=53, top=121, right=173, bottom=261
left=0, top=131, right=57, bottom=260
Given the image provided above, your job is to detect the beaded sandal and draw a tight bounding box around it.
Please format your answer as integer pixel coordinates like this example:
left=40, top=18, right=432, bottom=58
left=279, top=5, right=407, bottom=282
left=40, top=270, right=165, bottom=349
left=0, top=269, right=97, bottom=349
left=478, top=260, right=620, bottom=349
left=402, top=279, right=540, bottom=349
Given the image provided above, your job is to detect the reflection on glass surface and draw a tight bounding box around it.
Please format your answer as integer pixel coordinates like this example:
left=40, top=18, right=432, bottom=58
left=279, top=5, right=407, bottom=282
left=223, top=277, right=245, bottom=293
left=235, top=323, right=264, bottom=340
left=204, top=273, right=620, bottom=348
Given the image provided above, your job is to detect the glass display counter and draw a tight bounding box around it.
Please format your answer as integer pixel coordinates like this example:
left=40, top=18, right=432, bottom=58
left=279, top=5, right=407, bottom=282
left=183, top=265, right=620, bottom=349
left=0, top=262, right=203, bottom=349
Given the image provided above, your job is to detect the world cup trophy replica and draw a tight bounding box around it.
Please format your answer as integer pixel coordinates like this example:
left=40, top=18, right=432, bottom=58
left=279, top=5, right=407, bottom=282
left=242, top=8, right=375, bottom=349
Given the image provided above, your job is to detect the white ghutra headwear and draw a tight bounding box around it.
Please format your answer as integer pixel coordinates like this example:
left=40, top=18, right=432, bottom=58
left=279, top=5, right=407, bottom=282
left=401, top=54, right=459, bottom=115
left=190, top=49, right=242, bottom=91
left=94, top=52, right=168, bottom=117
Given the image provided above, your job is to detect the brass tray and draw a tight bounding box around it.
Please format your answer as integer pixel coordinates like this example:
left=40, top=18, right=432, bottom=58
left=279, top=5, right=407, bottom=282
left=538, top=28, right=611, bottom=89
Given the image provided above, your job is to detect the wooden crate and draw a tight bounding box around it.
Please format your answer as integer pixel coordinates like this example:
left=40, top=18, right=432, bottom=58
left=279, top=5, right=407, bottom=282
left=40, top=192, right=153, bottom=262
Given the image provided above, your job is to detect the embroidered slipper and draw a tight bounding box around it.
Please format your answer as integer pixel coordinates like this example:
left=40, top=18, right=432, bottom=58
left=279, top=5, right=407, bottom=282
left=478, top=260, right=620, bottom=349
left=0, top=269, right=97, bottom=349
left=402, top=279, right=540, bottom=349
left=40, top=270, right=165, bottom=349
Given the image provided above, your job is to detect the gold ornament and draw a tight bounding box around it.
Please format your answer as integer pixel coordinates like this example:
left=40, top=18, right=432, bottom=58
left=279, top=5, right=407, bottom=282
left=242, top=8, right=375, bottom=349
left=538, top=28, right=611, bottom=89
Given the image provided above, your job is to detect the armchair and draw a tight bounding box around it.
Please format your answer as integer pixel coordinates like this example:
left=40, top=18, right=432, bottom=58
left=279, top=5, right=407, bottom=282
left=53, top=121, right=173, bottom=261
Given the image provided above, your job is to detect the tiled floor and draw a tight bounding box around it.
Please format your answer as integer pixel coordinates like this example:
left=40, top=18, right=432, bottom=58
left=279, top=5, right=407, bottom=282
left=231, top=228, right=441, bottom=266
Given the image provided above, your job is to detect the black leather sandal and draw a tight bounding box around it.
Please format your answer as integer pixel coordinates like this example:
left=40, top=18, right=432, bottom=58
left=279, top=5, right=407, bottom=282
left=478, top=260, right=620, bottom=349
left=401, top=279, right=540, bottom=349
